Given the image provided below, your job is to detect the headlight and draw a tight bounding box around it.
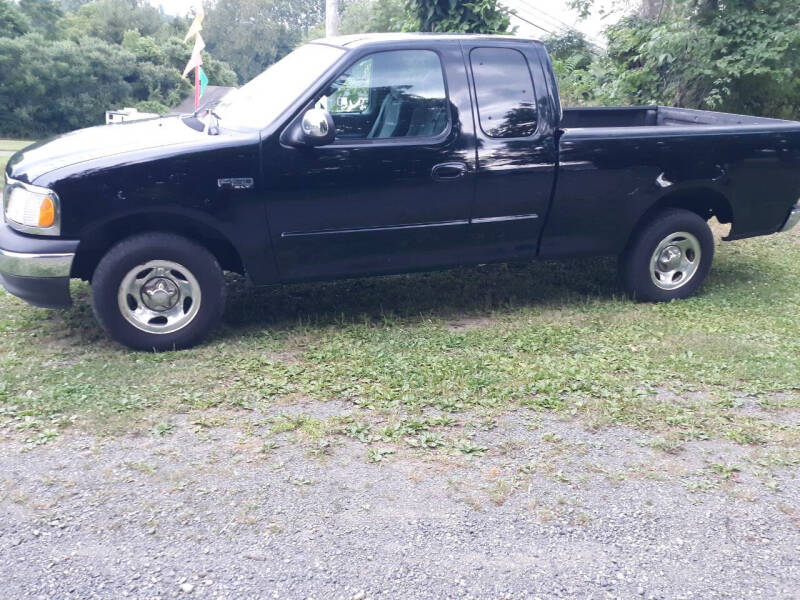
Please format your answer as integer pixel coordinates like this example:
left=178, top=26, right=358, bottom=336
left=3, top=175, right=60, bottom=236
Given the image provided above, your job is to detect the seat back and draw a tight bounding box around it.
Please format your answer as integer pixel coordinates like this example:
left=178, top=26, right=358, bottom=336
left=406, top=101, right=448, bottom=138
left=368, top=88, right=412, bottom=138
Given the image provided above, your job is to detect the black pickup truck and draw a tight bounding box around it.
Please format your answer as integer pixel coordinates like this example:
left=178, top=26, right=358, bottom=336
left=3, top=34, right=800, bottom=350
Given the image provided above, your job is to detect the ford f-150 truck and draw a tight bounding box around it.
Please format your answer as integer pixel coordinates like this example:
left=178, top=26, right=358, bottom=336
left=3, top=33, right=800, bottom=350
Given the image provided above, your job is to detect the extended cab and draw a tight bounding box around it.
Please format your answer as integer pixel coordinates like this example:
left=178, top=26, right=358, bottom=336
left=3, top=34, right=800, bottom=350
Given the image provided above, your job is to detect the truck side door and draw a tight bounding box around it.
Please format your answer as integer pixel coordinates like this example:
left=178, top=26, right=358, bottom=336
left=463, top=41, right=559, bottom=261
left=262, top=42, right=477, bottom=282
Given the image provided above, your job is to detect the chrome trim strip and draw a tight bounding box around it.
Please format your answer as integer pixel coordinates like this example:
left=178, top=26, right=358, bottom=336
left=282, top=219, right=469, bottom=238
left=779, top=204, right=800, bottom=233
left=0, top=249, right=74, bottom=278
left=282, top=213, right=542, bottom=237
left=557, top=160, right=595, bottom=171
left=472, top=213, right=539, bottom=225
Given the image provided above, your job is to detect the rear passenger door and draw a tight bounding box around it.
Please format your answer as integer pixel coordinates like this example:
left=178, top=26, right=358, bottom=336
left=464, top=42, right=559, bottom=261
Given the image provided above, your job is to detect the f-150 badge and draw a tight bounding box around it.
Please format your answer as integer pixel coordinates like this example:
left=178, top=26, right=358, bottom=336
left=217, top=177, right=254, bottom=190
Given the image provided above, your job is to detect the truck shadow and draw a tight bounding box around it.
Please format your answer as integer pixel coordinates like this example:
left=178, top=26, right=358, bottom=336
left=53, top=249, right=763, bottom=348
left=220, top=256, right=622, bottom=333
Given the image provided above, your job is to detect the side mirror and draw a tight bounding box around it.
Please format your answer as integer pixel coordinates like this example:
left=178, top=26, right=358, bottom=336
left=285, top=108, right=336, bottom=147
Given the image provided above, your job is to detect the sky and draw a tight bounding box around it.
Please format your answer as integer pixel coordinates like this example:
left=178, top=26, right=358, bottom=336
left=149, top=0, right=196, bottom=17
left=148, top=0, right=623, bottom=47
left=501, top=0, right=623, bottom=47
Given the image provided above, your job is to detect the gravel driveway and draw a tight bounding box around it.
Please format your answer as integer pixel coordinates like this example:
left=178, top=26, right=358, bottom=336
left=1, top=402, right=798, bottom=600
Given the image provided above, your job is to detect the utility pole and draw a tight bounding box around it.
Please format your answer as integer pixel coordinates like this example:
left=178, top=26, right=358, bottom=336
left=326, top=0, right=339, bottom=37
left=640, top=0, right=666, bottom=19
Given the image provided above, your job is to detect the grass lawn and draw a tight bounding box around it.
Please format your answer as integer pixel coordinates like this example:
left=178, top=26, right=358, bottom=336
left=0, top=139, right=34, bottom=152
left=0, top=224, right=798, bottom=457
left=1, top=139, right=34, bottom=174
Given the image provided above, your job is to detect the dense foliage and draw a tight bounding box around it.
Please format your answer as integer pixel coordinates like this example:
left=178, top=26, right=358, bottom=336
left=338, top=0, right=406, bottom=34
left=552, top=0, right=800, bottom=118
left=203, top=0, right=323, bottom=83
left=0, top=0, right=240, bottom=137
left=2, top=0, right=799, bottom=137
left=406, top=0, right=510, bottom=33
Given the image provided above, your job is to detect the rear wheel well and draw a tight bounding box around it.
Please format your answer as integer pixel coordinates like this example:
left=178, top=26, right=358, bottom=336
left=627, top=188, right=733, bottom=252
left=642, top=188, right=732, bottom=226
left=71, top=214, right=244, bottom=281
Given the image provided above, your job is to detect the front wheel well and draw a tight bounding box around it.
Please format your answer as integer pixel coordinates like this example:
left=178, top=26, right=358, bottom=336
left=71, top=214, right=245, bottom=281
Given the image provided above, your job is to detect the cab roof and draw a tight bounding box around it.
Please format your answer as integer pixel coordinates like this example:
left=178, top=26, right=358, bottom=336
left=313, top=32, right=541, bottom=49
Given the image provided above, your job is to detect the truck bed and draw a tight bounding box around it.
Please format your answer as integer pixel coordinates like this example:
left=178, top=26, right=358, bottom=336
left=561, top=106, right=797, bottom=129
left=543, top=104, right=800, bottom=260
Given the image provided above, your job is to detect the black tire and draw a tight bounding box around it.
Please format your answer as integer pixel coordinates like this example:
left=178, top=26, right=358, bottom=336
left=620, top=209, right=714, bottom=302
left=91, top=232, right=226, bottom=351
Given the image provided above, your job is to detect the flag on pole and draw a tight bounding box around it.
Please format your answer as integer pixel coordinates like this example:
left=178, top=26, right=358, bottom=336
left=184, top=7, right=204, bottom=42
left=181, top=33, right=205, bottom=78
left=182, top=7, right=207, bottom=110
left=198, top=67, right=209, bottom=97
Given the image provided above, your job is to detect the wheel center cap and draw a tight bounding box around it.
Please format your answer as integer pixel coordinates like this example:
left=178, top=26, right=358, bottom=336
left=657, top=245, right=682, bottom=271
left=141, top=277, right=180, bottom=311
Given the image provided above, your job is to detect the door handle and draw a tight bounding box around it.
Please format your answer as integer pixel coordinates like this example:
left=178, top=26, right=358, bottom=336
left=431, top=162, right=468, bottom=182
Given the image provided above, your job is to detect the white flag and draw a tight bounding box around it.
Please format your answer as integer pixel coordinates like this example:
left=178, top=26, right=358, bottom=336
left=182, top=34, right=205, bottom=78
left=184, top=8, right=205, bottom=42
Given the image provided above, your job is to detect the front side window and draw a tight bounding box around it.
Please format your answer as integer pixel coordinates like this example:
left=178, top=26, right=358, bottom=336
left=470, top=47, right=538, bottom=138
left=317, top=49, right=449, bottom=140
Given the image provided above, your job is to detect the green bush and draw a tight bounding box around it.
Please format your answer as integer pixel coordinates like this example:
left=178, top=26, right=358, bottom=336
left=0, top=0, right=237, bottom=138
left=552, top=0, right=800, bottom=119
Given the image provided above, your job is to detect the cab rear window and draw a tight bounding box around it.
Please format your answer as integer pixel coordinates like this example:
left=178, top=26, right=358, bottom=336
left=470, top=47, right=538, bottom=138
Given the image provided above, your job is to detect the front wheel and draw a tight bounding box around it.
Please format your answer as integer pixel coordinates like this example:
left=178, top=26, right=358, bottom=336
left=91, top=233, right=226, bottom=351
left=620, top=209, right=714, bottom=302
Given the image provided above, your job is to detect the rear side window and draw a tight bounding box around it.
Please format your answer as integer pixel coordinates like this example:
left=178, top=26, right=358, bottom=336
left=470, top=47, right=538, bottom=138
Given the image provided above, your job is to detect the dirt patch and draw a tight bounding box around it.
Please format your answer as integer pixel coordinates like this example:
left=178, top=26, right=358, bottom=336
left=446, top=316, right=498, bottom=332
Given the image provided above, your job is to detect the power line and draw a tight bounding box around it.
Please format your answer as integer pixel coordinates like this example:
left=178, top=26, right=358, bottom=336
left=517, top=0, right=585, bottom=33
left=513, top=13, right=603, bottom=55
left=520, top=1, right=605, bottom=47
left=508, top=10, right=555, bottom=35
left=517, top=3, right=564, bottom=29
left=506, top=1, right=605, bottom=51
left=517, top=2, right=605, bottom=47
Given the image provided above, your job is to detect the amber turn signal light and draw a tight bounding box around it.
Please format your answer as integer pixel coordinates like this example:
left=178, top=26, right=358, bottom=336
left=38, top=196, right=55, bottom=228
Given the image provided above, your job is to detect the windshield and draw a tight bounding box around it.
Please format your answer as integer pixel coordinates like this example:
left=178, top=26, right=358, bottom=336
left=215, top=43, right=346, bottom=130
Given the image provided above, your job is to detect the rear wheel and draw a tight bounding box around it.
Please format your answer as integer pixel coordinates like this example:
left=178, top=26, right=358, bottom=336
left=620, top=209, right=714, bottom=302
left=91, top=233, right=225, bottom=351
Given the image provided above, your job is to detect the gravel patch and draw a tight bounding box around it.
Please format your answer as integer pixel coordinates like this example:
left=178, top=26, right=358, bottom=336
left=1, top=407, right=798, bottom=599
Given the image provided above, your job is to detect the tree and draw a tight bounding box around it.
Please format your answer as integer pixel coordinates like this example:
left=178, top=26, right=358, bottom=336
left=406, top=0, right=511, bottom=34
left=556, top=0, right=800, bottom=118
left=542, top=29, right=613, bottom=107
left=604, top=0, right=800, bottom=117
left=339, top=0, right=406, bottom=34
left=543, top=29, right=594, bottom=69
left=0, top=0, right=239, bottom=138
left=271, top=0, right=324, bottom=35
left=120, top=29, right=237, bottom=113
left=18, top=0, right=64, bottom=36
left=202, top=0, right=307, bottom=83
left=58, top=0, right=166, bottom=44
left=0, top=0, right=31, bottom=38
left=0, top=34, right=136, bottom=136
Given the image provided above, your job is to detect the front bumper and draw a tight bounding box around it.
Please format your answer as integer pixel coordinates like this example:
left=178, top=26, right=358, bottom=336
left=0, top=217, right=78, bottom=308
left=780, top=204, right=800, bottom=233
